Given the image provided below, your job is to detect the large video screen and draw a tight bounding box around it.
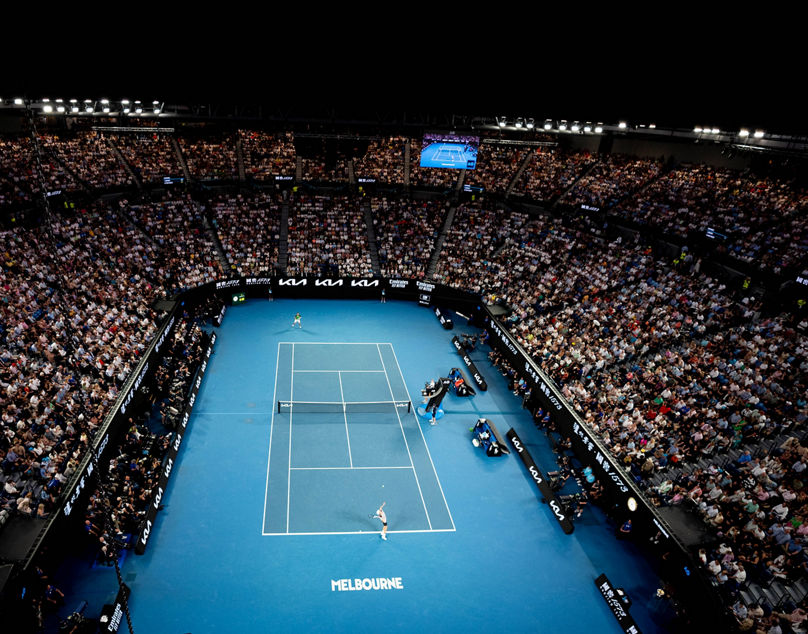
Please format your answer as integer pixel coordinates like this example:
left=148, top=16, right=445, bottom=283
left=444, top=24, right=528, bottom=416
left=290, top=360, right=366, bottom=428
left=420, top=133, right=479, bottom=169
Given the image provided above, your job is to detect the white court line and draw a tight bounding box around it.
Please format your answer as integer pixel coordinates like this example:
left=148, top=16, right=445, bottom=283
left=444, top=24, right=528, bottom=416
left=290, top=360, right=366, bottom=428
left=278, top=342, right=385, bottom=345
left=261, top=342, right=281, bottom=534
left=295, top=370, right=384, bottom=374
left=286, top=343, right=295, bottom=533
left=290, top=466, right=413, bottom=470
left=376, top=344, right=432, bottom=530
left=200, top=412, right=270, bottom=415
left=386, top=343, right=456, bottom=531
left=338, top=371, right=353, bottom=468
left=263, top=528, right=455, bottom=536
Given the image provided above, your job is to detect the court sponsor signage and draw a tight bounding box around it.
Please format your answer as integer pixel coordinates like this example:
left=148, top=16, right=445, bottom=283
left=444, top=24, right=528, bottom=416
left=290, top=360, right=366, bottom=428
left=451, top=336, right=487, bottom=391
left=388, top=279, right=409, bottom=289
left=506, top=428, right=574, bottom=534
left=331, top=577, right=404, bottom=592
left=99, top=583, right=130, bottom=633
left=215, top=280, right=241, bottom=289
left=595, top=574, right=641, bottom=634
left=136, top=334, right=216, bottom=554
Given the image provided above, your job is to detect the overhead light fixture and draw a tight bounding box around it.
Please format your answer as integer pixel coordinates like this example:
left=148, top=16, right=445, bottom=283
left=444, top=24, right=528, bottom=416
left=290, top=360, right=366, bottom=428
left=594, top=125, right=603, bottom=133
left=56, top=106, right=65, bottom=113
left=526, top=118, right=535, bottom=129
left=101, top=99, right=109, bottom=104
left=135, top=107, right=143, bottom=114
left=558, top=122, right=567, bottom=131
left=55, top=98, right=63, bottom=103
left=69, top=99, right=77, bottom=104
left=584, top=125, right=592, bottom=133
left=85, top=106, right=93, bottom=113
left=515, top=117, right=524, bottom=128
left=43, top=105, right=53, bottom=113
left=649, top=124, right=656, bottom=129
left=42, top=98, right=50, bottom=103
left=571, top=123, right=580, bottom=132
left=754, top=130, right=765, bottom=138
left=71, top=106, right=79, bottom=113
left=498, top=116, right=507, bottom=127
left=694, top=127, right=703, bottom=133
left=121, top=99, right=130, bottom=105
left=739, top=129, right=749, bottom=137
left=103, top=107, right=110, bottom=113
left=543, top=120, right=552, bottom=130
left=14, top=98, right=23, bottom=105
left=123, top=107, right=130, bottom=113
left=618, top=121, right=627, bottom=129
left=711, top=128, right=720, bottom=134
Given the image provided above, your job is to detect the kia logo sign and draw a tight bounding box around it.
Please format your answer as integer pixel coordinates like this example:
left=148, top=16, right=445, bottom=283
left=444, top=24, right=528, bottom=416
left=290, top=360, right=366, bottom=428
left=550, top=500, right=566, bottom=521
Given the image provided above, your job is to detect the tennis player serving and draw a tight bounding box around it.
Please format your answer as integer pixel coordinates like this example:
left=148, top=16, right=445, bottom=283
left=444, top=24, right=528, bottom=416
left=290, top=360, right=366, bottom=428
left=373, top=502, right=388, bottom=540
left=292, top=312, right=302, bottom=329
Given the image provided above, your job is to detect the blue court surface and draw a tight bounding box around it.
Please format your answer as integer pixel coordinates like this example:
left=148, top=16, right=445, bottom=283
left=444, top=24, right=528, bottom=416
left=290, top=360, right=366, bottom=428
left=54, top=299, right=672, bottom=633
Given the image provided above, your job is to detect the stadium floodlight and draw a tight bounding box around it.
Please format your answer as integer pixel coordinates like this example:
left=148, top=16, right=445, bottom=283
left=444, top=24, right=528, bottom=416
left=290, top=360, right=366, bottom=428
left=121, top=99, right=130, bottom=105
left=101, top=99, right=109, bottom=104
left=543, top=120, right=553, bottom=130
left=71, top=106, right=79, bottom=113
left=584, top=125, right=592, bottom=133
left=135, top=107, right=143, bottom=114
left=42, top=98, right=50, bottom=103
left=694, top=127, right=703, bottom=133
left=739, top=129, right=749, bottom=137
left=594, top=125, right=603, bottom=133
left=571, top=123, right=580, bottom=132
left=152, top=100, right=159, bottom=105
left=123, top=106, right=130, bottom=113
left=754, top=130, right=765, bottom=138
left=526, top=118, right=535, bottom=129
left=515, top=117, right=524, bottom=128
left=649, top=124, right=656, bottom=129
left=14, top=98, right=23, bottom=105
left=69, top=99, right=77, bottom=103
left=558, top=123, right=567, bottom=131
left=498, top=116, right=507, bottom=127
left=56, top=106, right=65, bottom=113
left=618, top=121, right=627, bottom=129
left=85, top=105, right=93, bottom=113
left=103, top=107, right=111, bottom=113
left=55, top=98, right=63, bottom=103
left=43, top=105, right=53, bottom=113
left=84, top=99, right=92, bottom=103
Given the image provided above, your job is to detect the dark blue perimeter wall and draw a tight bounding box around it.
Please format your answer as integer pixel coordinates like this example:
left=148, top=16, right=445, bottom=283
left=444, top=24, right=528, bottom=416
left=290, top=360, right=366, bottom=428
left=56, top=299, right=671, bottom=633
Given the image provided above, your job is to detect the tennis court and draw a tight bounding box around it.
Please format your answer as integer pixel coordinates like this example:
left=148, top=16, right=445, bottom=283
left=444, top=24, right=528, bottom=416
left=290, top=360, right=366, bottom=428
left=263, top=342, right=454, bottom=535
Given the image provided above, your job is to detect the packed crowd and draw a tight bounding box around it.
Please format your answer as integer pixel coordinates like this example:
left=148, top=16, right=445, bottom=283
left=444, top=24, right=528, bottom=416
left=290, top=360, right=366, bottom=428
left=114, top=132, right=183, bottom=184
left=612, top=164, right=807, bottom=273
left=286, top=194, right=372, bottom=277
left=126, top=193, right=224, bottom=291
left=354, top=136, right=407, bottom=184
left=0, top=202, right=162, bottom=525
left=240, top=130, right=297, bottom=181
left=40, top=132, right=133, bottom=190
left=463, top=143, right=526, bottom=193
left=513, top=148, right=597, bottom=202
left=560, top=154, right=663, bottom=210
left=178, top=134, right=239, bottom=181
left=372, top=197, right=447, bottom=278
left=208, top=192, right=281, bottom=276
left=0, top=136, right=79, bottom=203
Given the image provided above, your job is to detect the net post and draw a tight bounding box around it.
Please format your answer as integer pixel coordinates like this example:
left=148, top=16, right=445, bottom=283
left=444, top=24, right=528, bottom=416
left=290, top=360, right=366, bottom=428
left=277, top=401, right=281, bottom=414
left=407, top=401, right=411, bottom=413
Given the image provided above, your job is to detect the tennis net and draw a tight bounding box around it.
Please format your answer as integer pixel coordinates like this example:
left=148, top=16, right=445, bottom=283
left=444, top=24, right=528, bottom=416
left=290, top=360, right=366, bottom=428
left=277, top=400, right=411, bottom=414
